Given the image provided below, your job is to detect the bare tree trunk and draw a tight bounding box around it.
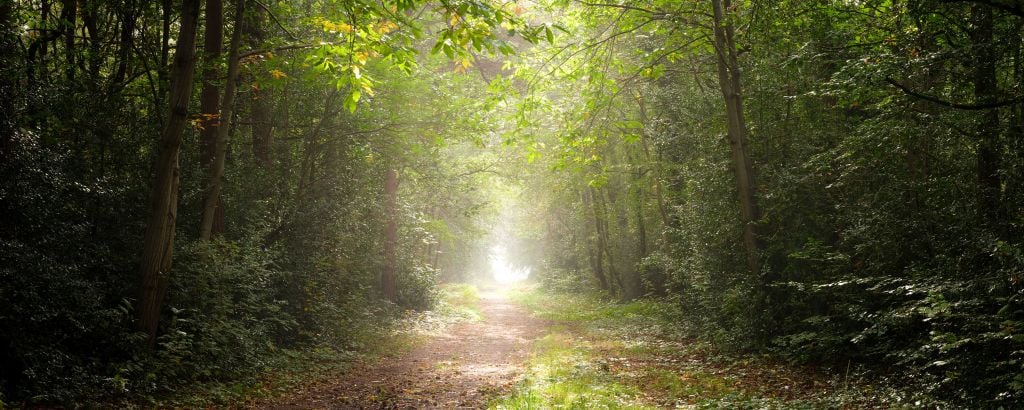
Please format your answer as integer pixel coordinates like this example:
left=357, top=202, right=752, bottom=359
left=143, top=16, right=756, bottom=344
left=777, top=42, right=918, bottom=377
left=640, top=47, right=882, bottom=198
left=971, top=3, right=1003, bottom=231
left=592, top=187, right=624, bottom=296
left=136, top=0, right=201, bottom=346
left=0, top=0, right=16, bottom=161
left=583, top=188, right=610, bottom=291
left=381, top=168, right=400, bottom=302
left=246, top=3, right=274, bottom=166
left=711, top=0, right=761, bottom=275
left=251, top=88, right=274, bottom=166
left=109, top=0, right=135, bottom=89
left=62, top=0, right=77, bottom=82
left=634, top=166, right=648, bottom=258
left=199, top=0, right=246, bottom=240
left=197, top=0, right=224, bottom=238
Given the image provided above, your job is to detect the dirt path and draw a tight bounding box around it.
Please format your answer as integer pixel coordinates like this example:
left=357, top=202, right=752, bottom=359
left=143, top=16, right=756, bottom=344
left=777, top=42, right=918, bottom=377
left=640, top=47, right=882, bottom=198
left=262, top=290, right=545, bottom=409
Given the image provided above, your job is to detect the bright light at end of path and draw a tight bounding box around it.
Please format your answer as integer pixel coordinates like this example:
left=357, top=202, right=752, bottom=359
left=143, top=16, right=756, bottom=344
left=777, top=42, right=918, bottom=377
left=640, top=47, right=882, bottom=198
left=489, top=245, right=530, bottom=284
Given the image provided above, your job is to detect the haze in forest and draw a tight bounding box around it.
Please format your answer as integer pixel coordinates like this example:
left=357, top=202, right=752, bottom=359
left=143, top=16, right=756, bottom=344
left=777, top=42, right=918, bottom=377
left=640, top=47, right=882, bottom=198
left=0, top=0, right=1022, bottom=407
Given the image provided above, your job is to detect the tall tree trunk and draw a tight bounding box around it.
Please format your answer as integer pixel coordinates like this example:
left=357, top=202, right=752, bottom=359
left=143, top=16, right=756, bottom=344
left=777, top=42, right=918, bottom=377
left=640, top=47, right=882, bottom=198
left=62, top=0, right=77, bottom=82
left=158, top=0, right=172, bottom=100
left=199, top=0, right=245, bottom=240
left=711, top=0, right=761, bottom=275
left=197, top=0, right=224, bottom=237
left=250, top=87, right=274, bottom=166
left=1011, top=23, right=1023, bottom=235
left=109, top=0, right=135, bottom=90
left=592, top=187, right=624, bottom=296
left=381, top=168, right=400, bottom=302
left=634, top=166, right=648, bottom=259
left=136, top=0, right=202, bottom=346
left=246, top=2, right=274, bottom=166
left=583, top=188, right=610, bottom=291
left=82, top=0, right=101, bottom=82
left=971, top=4, right=1003, bottom=232
left=0, top=0, right=16, bottom=161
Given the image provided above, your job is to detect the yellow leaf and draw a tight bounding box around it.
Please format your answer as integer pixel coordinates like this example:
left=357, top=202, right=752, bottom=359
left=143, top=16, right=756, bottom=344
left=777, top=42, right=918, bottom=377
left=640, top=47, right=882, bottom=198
left=269, top=69, right=287, bottom=79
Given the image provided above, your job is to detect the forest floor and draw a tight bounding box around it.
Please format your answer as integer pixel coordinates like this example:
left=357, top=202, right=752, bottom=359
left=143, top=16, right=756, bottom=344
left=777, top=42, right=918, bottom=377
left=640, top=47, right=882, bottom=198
left=255, top=286, right=547, bottom=408
left=249, top=284, right=911, bottom=409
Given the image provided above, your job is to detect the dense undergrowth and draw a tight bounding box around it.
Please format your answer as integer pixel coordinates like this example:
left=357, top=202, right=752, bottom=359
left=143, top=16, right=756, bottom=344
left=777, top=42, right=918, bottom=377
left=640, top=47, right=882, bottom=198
left=130, top=283, right=480, bottom=408
left=493, top=286, right=948, bottom=409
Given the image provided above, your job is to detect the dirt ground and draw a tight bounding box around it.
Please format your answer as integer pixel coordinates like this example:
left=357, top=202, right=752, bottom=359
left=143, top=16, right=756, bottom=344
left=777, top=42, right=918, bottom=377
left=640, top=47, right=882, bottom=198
left=259, top=289, right=545, bottom=409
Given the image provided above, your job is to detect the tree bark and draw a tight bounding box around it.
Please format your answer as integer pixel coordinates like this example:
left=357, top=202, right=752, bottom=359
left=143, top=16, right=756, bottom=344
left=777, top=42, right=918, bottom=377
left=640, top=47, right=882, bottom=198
left=110, top=0, right=135, bottom=89
left=711, top=0, right=761, bottom=275
left=197, top=0, right=224, bottom=238
left=62, top=0, right=77, bottom=82
left=381, top=168, right=400, bottom=302
left=0, top=0, right=16, bottom=161
left=592, top=187, right=624, bottom=296
left=136, top=0, right=202, bottom=346
left=583, top=188, right=610, bottom=291
left=970, top=3, right=1003, bottom=231
left=246, top=3, right=274, bottom=166
left=199, top=0, right=246, bottom=240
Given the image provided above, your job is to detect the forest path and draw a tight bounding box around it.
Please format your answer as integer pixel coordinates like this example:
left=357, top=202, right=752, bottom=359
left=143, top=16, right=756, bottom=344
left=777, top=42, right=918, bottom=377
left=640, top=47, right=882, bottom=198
left=263, top=288, right=545, bottom=409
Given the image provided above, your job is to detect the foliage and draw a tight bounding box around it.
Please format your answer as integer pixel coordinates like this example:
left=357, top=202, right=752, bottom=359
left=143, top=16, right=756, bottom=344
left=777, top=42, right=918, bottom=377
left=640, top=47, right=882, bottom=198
left=0, top=0, right=527, bottom=404
left=507, top=0, right=1024, bottom=405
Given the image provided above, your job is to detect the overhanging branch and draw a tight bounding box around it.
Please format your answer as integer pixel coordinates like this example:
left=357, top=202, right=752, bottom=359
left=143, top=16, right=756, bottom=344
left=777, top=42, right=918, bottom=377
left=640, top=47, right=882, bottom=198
left=886, top=78, right=1023, bottom=110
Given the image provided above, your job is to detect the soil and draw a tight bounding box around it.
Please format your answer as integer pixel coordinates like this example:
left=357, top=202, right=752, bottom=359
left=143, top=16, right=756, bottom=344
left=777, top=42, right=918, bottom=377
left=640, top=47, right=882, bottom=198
left=259, top=289, right=545, bottom=409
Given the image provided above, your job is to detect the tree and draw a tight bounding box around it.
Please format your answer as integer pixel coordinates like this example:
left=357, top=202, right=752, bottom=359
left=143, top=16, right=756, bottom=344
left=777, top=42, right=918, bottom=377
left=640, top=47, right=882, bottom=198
left=711, top=0, right=760, bottom=276
left=381, top=167, right=400, bottom=302
left=136, top=0, right=201, bottom=345
left=199, top=0, right=245, bottom=240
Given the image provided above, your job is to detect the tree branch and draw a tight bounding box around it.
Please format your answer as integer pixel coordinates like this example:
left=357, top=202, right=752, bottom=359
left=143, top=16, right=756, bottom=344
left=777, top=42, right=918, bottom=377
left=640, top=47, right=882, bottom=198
left=886, top=78, right=1023, bottom=110
left=253, top=0, right=299, bottom=40
left=237, top=43, right=316, bottom=60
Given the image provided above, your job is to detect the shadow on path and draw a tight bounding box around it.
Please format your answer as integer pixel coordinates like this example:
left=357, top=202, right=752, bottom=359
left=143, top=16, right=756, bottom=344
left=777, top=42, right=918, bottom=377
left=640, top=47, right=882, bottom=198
left=262, top=289, right=545, bottom=409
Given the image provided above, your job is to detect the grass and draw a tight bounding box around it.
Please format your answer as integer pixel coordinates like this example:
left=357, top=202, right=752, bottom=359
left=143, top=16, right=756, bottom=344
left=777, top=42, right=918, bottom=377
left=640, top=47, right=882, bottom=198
left=494, top=285, right=915, bottom=409
left=436, top=282, right=483, bottom=321
left=492, top=332, right=653, bottom=409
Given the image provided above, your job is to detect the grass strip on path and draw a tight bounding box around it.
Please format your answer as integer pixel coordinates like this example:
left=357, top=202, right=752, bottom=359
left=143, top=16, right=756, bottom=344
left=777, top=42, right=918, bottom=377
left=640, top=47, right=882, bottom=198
left=494, top=285, right=931, bottom=409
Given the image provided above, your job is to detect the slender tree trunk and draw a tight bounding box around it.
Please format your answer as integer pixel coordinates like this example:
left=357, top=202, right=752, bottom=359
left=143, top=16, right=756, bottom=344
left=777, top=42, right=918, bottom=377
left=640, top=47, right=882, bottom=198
left=381, top=168, right=400, bottom=302
left=711, top=0, right=761, bottom=275
left=592, top=187, right=624, bottom=296
left=158, top=0, right=172, bottom=99
left=199, top=0, right=245, bottom=240
left=0, top=0, right=16, bottom=161
left=110, top=0, right=135, bottom=90
left=250, top=87, right=274, bottom=166
left=584, top=188, right=610, bottom=291
left=971, top=4, right=1003, bottom=231
left=62, top=0, right=76, bottom=82
left=82, top=0, right=101, bottom=82
left=634, top=166, right=648, bottom=259
left=136, top=0, right=202, bottom=346
left=197, top=0, right=224, bottom=238
left=245, top=3, right=273, bottom=166
left=1011, top=24, right=1023, bottom=234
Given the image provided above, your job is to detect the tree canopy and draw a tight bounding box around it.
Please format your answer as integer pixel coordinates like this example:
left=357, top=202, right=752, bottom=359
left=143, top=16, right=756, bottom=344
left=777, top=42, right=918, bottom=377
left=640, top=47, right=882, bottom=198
left=0, top=0, right=1022, bottom=406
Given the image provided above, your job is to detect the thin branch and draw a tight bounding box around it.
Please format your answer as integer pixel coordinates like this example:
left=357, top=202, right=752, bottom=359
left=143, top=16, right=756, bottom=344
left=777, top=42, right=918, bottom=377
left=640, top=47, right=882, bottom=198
left=237, top=43, right=316, bottom=60
left=576, top=1, right=658, bottom=14
left=886, top=78, right=1024, bottom=110
left=253, top=0, right=299, bottom=40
